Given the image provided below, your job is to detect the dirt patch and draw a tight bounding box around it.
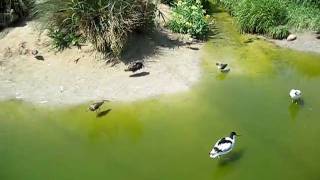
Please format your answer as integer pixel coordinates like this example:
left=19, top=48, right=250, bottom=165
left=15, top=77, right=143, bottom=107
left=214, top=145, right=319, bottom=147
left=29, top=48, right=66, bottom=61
left=0, top=21, right=203, bottom=105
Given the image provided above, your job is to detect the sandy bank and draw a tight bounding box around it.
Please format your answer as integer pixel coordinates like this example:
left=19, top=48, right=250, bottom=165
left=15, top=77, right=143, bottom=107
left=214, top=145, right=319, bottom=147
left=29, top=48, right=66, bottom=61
left=270, top=32, right=320, bottom=54
left=0, top=22, right=203, bottom=105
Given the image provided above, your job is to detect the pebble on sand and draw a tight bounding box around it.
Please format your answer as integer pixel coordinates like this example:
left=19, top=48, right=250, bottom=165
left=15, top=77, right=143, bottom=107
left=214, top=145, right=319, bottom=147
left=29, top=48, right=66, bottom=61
left=287, top=34, right=297, bottom=41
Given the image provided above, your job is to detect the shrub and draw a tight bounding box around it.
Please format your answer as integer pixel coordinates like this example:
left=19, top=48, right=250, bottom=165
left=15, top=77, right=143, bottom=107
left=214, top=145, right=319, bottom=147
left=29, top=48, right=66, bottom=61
left=234, top=0, right=288, bottom=34
left=49, top=0, right=156, bottom=57
left=0, top=0, right=35, bottom=27
left=168, top=0, right=210, bottom=38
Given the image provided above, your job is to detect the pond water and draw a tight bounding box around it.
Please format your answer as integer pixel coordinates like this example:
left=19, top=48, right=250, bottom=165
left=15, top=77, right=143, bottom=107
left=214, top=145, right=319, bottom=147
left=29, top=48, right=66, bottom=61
left=1, top=11, right=320, bottom=180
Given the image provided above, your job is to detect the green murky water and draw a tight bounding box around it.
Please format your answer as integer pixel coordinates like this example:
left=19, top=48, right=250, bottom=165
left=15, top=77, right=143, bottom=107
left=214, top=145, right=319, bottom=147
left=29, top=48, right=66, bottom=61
left=1, top=11, right=320, bottom=180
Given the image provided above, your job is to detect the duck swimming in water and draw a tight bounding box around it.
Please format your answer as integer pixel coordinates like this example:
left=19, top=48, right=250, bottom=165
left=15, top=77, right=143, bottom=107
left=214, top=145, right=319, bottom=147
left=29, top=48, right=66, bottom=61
left=289, top=89, right=302, bottom=103
left=209, top=132, right=238, bottom=159
left=216, top=62, right=230, bottom=73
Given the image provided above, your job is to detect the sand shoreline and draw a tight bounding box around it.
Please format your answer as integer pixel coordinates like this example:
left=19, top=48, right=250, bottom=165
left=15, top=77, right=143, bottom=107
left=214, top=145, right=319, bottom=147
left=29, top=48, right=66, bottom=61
left=270, top=32, right=320, bottom=54
left=0, top=22, right=203, bottom=106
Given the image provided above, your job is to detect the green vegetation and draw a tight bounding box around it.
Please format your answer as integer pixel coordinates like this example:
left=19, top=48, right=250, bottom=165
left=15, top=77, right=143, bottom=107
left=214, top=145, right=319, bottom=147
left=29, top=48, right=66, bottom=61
left=219, top=0, right=236, bottom=14
left=219, top=0, right=320, bottom=38
left=48, top=29, right=84, bottom=51
left=161, top=0, right=210, bottom=8
left=286, top=2, right=320, bottom=31
left=0, top=0, right=35, bottom=27
left=267, top=26, right=290, bottom=39
left=168, top=0, right=211, bottom=38
left=288, top=0, right=320, bottom=7
left=48, top=0, right=156, bottom=57
left=234, top=0, right=288, bottom=36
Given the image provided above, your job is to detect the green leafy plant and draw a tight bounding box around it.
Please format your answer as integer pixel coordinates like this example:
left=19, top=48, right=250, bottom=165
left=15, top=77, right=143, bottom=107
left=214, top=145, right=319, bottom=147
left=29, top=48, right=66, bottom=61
left=168, top=0, right=210, bottom=38
left=48, top=28, right=84, bottom=51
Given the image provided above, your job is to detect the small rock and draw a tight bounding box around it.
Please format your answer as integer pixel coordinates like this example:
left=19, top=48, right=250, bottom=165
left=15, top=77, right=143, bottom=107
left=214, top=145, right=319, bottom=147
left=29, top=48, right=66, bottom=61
left=287, top=34, right=297, bottom=41
left=316, top=35, right=320, bottom=40
left=31, top=50, right=38, bottom=55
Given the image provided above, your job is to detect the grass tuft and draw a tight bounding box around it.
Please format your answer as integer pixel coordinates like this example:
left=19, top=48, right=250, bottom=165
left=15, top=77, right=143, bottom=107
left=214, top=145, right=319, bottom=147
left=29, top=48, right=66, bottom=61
left=268, top=26, right=290, bottom=39
left=234, top=0, right=287, bottom=34
left=48, top=0, right=157, bottom=57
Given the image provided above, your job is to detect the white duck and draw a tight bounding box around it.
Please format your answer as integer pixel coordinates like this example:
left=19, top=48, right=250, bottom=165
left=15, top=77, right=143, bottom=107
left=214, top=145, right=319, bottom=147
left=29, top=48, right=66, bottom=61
left=289, top=89, right=302, bottom=103
left=209, top=132, right=238, bottom=159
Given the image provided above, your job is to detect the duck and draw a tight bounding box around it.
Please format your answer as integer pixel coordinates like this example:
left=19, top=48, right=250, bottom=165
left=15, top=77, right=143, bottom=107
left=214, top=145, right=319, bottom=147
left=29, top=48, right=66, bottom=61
left=125, top=62, right=144, bottom=73
left=289, top=89, right=302, bottom=103
left=209, top=132, right=238, bottom=159
left=216, top=62, right=230, bottom=73
left=88, top=100, right=110, bottom=112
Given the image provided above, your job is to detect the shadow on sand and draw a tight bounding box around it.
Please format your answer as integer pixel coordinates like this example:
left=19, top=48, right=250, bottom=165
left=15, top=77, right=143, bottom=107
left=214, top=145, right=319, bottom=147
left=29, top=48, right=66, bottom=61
left=129, top=72, right=150, bottom=78
left=187, top=47, right=200, bottom=51
left=121, top=30, right=186, bottom=64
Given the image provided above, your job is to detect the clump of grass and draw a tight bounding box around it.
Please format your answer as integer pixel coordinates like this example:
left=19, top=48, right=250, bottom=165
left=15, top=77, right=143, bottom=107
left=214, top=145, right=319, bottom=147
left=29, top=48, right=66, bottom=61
left=268, top=26, right=290, bottom=39
left=234, top=0, right=288, bottom=34
left=168, top=0, right=211, bottom=39
left=49, top=0, right=156, bottom=57
left=286, top=3, right=320, bottom=31
left=220, top=0, right=320, bottom=38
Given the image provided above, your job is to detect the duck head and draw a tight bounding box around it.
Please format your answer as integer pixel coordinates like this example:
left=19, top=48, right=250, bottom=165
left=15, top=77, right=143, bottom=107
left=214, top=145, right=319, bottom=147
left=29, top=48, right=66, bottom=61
left=230, top=131, right=239, bottom=139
